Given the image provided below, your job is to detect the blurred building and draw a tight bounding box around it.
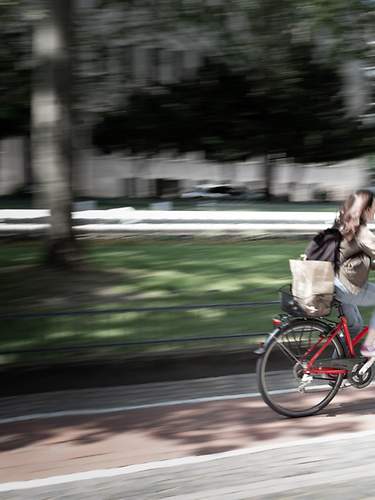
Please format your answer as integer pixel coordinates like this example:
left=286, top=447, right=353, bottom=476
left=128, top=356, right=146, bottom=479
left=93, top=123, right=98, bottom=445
left=72, top=0, right=374, bottom=202
left=73, top=150, right=370, bottom=201
left=0, top=135, right=369, bottom=202
left=1, top=0, right=374, bottom=202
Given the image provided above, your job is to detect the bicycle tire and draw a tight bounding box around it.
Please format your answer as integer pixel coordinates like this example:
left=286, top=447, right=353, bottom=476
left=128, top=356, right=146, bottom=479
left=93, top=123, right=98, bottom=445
left=257, top=318, right=344, bottom=418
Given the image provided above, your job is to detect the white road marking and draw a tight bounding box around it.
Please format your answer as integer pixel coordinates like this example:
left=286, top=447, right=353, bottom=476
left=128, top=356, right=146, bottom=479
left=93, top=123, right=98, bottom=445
left=2, top=428, right=375, bottom=492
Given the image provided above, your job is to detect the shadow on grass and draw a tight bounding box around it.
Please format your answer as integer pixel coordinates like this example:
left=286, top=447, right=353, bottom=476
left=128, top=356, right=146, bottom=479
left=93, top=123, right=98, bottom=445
left=0, top=238, right=303, bottom=366
left=0, top=265, right=131, bottom=311
left=0, top=303, right=275, bottom=368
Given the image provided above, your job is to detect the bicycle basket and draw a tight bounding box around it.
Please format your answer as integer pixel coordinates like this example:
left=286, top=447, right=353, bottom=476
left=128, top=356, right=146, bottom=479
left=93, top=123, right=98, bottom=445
left=280, top=285, right=332, bottom=318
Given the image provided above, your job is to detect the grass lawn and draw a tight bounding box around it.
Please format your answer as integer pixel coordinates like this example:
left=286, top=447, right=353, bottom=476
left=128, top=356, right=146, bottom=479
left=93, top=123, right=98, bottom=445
left=1, top=237, right=371, bottom=366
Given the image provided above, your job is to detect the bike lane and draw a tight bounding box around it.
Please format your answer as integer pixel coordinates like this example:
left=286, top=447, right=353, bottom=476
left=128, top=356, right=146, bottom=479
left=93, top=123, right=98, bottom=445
left=0, top=374, right=375, bottom=486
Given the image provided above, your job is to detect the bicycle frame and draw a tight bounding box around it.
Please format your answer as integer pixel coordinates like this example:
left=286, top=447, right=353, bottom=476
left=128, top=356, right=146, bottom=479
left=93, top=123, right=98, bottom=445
left=304, top=316, right=368, bottom=376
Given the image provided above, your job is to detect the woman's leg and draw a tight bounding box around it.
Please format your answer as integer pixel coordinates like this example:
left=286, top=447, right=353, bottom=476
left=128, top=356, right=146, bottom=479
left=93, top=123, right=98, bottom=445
left=364, top=325, right=375, bottom=347
left=344, top=282, right=375, bottom=349
left=363, top=307, right=375, bottom=347
left=330, top=302, right=362, bottom=363
left=335, top=280, right=375, bottom=353
left=351, top=282, right=375, bottom=307
left=334, top=281, right=364, bottom=337
left=330, top=281, right=375, bottom=373
left=340, top=303, right=364, bottom=337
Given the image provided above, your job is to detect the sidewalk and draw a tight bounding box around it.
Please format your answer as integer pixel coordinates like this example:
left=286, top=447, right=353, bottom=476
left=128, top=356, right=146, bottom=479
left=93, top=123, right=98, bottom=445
left=0, top=208, right=340, bottom=235
left=4, top=432, right=372, bottom=499
left=2, top=371, right=375, bottom=498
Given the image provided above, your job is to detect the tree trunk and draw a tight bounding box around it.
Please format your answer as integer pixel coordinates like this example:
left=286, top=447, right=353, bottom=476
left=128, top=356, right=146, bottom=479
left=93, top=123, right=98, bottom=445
left=31, top=0, right=79, bottom=267
left=263, top=154, right=274, bottom=201
left=22, top=136, right=32, bottom=189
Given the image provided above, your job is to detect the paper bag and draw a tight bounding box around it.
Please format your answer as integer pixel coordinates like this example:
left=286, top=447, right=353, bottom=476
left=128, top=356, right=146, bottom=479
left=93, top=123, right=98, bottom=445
left=289, top=259, right=334, bottom=317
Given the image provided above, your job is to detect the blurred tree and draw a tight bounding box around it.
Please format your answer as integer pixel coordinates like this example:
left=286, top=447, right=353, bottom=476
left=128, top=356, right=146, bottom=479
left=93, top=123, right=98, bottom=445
left=0, top=2, right=30, bottom=139
left=0, top=1, right=79, bottom=266
left=93, top=49, right=375, bottom=199
left=0, top=0, right=374, bottom=210
left=0, top=2, right=32, bottom=188
left=92, top=0, right=375, bottom=199
left=31, top=0, right=79, bottom=267
left=285, top=44, right=375, bottom=164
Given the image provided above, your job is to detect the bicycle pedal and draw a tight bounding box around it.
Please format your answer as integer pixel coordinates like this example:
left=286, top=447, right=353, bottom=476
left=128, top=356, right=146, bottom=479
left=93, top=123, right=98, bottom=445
left=341, top=380, right=352, bottom=389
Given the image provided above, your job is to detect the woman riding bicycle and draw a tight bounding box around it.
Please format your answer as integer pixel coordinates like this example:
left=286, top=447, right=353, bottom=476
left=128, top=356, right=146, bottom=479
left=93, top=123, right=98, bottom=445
left=257, top=189, right=375, bottom=418
left=335, top=189, right=375, bottom=357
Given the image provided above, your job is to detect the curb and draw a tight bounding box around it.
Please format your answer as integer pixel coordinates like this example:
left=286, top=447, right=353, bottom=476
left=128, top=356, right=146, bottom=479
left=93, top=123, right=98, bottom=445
left=0, top=347, right=260, bottom=397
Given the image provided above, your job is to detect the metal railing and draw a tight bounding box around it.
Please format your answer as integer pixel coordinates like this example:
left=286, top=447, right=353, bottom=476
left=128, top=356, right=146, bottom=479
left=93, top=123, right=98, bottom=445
left=0, top=298, right=278, bottom=357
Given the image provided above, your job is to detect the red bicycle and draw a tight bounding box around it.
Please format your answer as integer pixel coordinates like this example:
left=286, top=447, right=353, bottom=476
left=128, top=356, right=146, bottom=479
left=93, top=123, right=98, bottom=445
left=256, top=286, right=375, bottom=418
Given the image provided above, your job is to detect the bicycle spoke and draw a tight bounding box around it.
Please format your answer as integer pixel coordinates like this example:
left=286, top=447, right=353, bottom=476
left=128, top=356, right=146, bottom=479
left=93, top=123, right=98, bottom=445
left=284, top=330, right=297, bottom=360
left=274, top=338, right=301, bottom=365
left=257, top=319, right=343, bottom=418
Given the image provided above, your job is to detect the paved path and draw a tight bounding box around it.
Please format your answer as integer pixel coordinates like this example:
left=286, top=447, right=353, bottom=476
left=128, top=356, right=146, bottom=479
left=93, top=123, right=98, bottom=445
left=4, top=433, right=375, bottom=499
left=1, top=374, right=375, bottom=498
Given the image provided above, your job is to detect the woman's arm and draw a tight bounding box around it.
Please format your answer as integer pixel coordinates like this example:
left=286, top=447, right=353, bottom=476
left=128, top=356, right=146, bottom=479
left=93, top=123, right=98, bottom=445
left=357, top=225, right=375, bottom=259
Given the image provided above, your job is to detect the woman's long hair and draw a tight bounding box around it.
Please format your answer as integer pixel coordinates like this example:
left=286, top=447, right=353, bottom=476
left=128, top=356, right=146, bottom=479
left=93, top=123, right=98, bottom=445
left=336, top=189, right=374, bottom=241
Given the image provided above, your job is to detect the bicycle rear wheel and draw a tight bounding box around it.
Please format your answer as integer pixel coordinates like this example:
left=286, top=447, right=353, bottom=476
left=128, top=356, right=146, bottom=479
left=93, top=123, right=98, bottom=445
left=257, top=319, right=344, bottom=418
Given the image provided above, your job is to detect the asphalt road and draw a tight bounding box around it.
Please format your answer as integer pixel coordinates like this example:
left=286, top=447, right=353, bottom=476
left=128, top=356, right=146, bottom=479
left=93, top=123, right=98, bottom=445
left=1, top=373, right=375, bottom=499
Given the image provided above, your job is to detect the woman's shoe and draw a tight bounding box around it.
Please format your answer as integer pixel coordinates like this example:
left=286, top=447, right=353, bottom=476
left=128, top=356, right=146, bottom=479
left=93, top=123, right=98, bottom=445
left=360, top=344, right=375, bottom=357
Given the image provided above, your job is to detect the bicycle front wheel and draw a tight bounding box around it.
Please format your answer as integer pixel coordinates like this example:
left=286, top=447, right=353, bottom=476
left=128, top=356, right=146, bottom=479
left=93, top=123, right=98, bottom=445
left=257, top=319, right=344, bottom=418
